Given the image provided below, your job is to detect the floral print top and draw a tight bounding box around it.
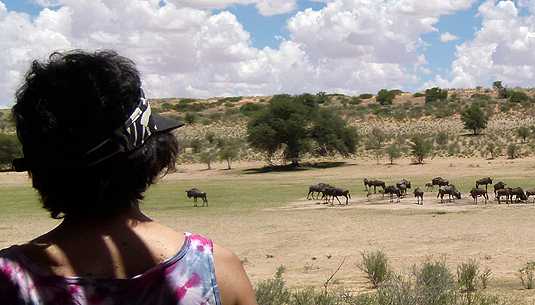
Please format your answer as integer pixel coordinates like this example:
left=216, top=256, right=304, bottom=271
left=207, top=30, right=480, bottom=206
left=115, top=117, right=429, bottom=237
left=0, top=233, right=222, bottom=305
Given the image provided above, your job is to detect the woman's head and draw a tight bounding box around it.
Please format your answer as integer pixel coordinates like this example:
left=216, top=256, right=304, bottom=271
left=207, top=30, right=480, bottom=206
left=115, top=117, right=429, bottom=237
left=13, top=50, right=179, bottom=219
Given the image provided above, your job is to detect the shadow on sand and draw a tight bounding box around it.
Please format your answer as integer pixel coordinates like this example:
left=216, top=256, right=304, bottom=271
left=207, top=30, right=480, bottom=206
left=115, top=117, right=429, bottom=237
left=242, top=161, right=351, bottom=174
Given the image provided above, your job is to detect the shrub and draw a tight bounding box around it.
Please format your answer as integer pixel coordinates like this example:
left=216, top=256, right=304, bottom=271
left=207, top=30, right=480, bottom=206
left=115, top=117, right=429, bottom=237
left=377, top=89, right=399, bottom=105
left=425, top=87, right=448, bottom=103
left=240, top=103, right=264, bottom=116
left=359, top=93, right=374, bottom=99
left=409, top=135, right=433, bottom=164
left=519, top=261, right=535, bottom=289
left=517, top=127, right=530, bottom=143
left=184, top=112, right=198, bottom=124
left=256, top=266, right=291, bottom=305
left=506, top=90, right=529, bottom=103
left=198, top=149, right=217, bottom=169
left=377, top=274, right=416, bottom=305
left=0, top=133, right=22, bottom=169
left=457, top=259, right=480, bottom=293
left=359, top=250, right=391, bottom=288
left=507, top=143, right=520, bottom=159
left=413, top=92, right=425, bottom=97
left=461, top=104, right=488, bottom=135
left=413, top=259, right=455, bottom=305
left=386, top=144, right=401, bottom=165
left=435, top=132, right=449, bottom=147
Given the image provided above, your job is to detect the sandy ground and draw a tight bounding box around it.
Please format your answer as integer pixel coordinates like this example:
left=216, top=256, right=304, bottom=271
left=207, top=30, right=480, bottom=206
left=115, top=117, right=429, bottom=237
left=2, top=157, right=535, bottom=298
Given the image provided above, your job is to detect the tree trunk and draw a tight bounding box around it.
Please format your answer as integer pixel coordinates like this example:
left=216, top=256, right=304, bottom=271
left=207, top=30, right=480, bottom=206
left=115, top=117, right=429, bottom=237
left=227, top=158, right=231, bottom=170
left=207, top=161, right=211, bottom=170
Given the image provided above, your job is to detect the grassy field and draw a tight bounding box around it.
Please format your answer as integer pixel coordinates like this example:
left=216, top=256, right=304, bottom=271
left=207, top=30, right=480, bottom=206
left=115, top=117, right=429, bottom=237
left=2, top=157, right=535, bottom=301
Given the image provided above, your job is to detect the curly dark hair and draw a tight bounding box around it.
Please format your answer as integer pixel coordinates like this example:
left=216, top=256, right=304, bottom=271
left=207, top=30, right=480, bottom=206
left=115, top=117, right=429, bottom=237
left=12, top=50, right=178, bottom=219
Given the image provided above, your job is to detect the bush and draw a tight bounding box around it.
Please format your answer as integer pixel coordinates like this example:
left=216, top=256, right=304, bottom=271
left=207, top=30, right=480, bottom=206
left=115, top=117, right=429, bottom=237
left=0, top=133, right=22, bottom=169
left=519, top=262, right=535, bottom=289
left=461, top=104, right=488, bottom=135
left=184, top=112, right=198, bottom=124
left=413, top=92, right=425, bottom=97
left=457, top=259, right=480, bottom=293
left=359, top=250, right=391, bottom=288
left=386, top=144, right=401, bottom=165
left=506, top=90, right=529, bottom=103
left=377, top=89, right=399, bottom=105
left=240, top=103, right=264, bottom=116
left=425, top=87, right=448, bottom=103
left=377, top=275, right=416, bottom=305
left=256, top=266, right=291, bottom=305
left=435, top=132, right=449, bottom=147
left=507, top=143, right=520, bottom=159
left=359, top=93, right=374, bottom=99
left=413, top=259, right=455, bottom=305
left=517, top=127, right=530, bottom=143
left=409, top=136, right=433, bottom=164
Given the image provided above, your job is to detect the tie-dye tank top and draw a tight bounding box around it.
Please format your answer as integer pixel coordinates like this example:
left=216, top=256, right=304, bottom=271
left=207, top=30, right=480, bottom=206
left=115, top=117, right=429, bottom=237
left=0, top=233, right=222, bottom=305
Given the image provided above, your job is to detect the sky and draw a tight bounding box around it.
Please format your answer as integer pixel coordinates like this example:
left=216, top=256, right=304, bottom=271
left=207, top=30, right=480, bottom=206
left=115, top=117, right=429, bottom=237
left=0, top=0, right=534, bottom=107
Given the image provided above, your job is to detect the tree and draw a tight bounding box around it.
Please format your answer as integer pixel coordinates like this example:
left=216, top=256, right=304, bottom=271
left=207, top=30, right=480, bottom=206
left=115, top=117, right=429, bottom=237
left=409, top=136, right=433, bottom=164
left=461, top=104, right=488, bottom=135
left=507, top=143, right=520, bottom=159
left=386, top=144, right=401, bottom=165
left=518, top=127, right=531, bottom=143
left=247, top=94, right=357, bottom=166
left=218, top=140, right=240, bottom=170
left=435, top=132, right=449, bottom=147
left=492, top=81, right=507, bottom=98
left=425, top=87, right=448, bottom=103
left=485, top=142, right=500, bottom=159
left=376, top=89, right=397, bottom=105
left=184, top=112, right=198, bottom=124
left=199, top=149, right=217, bottom=170
left=0, top=134, right=22, bottom=169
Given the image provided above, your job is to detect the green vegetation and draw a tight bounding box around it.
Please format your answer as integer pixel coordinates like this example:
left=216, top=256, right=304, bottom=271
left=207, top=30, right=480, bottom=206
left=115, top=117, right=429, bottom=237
left=359, top=93, right=374, bottom=99
left=377, top=89, right=401, bottom=105
left=247, top=94, right=357, bottom=166
left=519, top=262, right=535, bottom=290
left=461, top=104, right=488, bottom=135
left=0, top=133, right=22, bottom=169
left=425, top=87, right=448, bottom=103
left=359, top=250, right=391, bottom=288
left=409, top=136, right=433, bottom=164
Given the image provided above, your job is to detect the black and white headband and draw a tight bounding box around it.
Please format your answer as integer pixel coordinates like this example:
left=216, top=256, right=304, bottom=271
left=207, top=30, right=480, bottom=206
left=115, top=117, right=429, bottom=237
left=12, top=89, right=184, bottom=171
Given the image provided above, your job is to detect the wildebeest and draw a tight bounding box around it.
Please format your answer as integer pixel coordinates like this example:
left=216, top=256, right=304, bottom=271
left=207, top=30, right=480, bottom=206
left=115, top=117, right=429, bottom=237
left=307, top=183, right=331, bottom=200
left=496, top=187, right=512, bottom=204
left=432, top=177, right=450, bottom=187
left=526, top=189, right=535, bottom=203
left=475, top=177, right=493, bottom=191
left=470, top=188, right=488, bottom=204
left=437, top=185, right=461, bottom=203
left=396, top=179, right=411, bottom=196
left=384, top=185, right=402, bottom=203
left=414, top=187, right=424, bottom=205
left=509, top=187, right=528, bottom=203
left=186, top=188, right=208, bottom=207
left=425, top=183, right=434, bottom=191
left=364, top=179, right=386, bottom=194
left=493, top=181, right=506, bottom=197
left=323, top=186, right=351, bottom=205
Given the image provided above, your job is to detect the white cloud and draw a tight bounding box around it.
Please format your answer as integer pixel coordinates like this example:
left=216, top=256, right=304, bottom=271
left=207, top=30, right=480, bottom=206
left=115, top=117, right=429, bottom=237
left=0, top=0, right=484, bottom=106
left=167, top=0, right=297, bottom=16
left=427, top=0, right=535, bottom=89
left=440, top=32, right=459, bottom=42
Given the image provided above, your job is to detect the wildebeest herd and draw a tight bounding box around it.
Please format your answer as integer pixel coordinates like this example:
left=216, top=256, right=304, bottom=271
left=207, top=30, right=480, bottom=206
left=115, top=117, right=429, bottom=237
left=306, top=177, right=535, bottom=206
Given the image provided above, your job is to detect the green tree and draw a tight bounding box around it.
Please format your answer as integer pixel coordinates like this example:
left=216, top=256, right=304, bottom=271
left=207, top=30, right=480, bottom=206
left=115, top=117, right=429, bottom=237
left=425, top=87, right=448, bottom=103
left=376, top=89, right=397, bottom=105
left=506, top=90, right=529, bottom=103
left=199, top=149, right=217, bottom=170
left=461, top=104, right=488, bottom=135
left=247, top=94, right=357, bottom=166
left=409, top=136, right=433, bottom=164
left=518, top=127, right=531, bottom=143
left=507, top=143, right=520, bottom=159
left=386, top=144, right=401, bottom=165
left=218, top=140, right=240, bottom=170
left=0, top=133, right=22, bottom=169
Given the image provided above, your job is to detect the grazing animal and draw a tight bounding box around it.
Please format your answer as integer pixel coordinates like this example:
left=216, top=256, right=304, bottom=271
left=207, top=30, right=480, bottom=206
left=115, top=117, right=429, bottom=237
left=475, top=177, right=493, bottom=191
left=425, top=183, right=434, bottom=191
left=509, top=187, right=528, bottom=203
left=432, top=177, right=450, bottom=187
left=526, top=189, right=535, bottom=203
left=496, top=188, right=512, bottom=204
left=185, top=188, right=208, bottom=207
left=493, top=181, right=506, bottom=197
left=384, top=185, right=402, bottom=203
left=437, top=185, right=461, bottom=203
left=323, top=187, right=351, bottom=205
left=414, top=187, right=424, bottom=205
left=365, top=179, right=386, bottom=194
left=307, top=183, right=331, bottom=200
left=470, top=188, right=488, bottom=204
left=396, top=179, right=411, bottom=196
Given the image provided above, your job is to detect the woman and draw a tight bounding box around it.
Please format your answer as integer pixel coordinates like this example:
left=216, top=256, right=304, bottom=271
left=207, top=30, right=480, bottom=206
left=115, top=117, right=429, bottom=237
left=0, top=50, right=257, bottom=305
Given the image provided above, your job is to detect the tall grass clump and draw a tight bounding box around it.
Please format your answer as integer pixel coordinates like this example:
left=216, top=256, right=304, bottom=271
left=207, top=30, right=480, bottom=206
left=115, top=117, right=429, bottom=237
left=519, top=261, right=535, bottom=289
left=413, top=259, right=456, bottom=305
left=359, top=250, right=391, bottom=288
left=255, top=266, right=291, bottom=305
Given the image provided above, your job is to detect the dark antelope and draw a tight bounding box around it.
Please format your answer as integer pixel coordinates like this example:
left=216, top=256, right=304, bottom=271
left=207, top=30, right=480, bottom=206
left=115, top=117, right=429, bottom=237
left=185, top=188, right=208, bottom=207
left=414, top=187, right=424, bottom=205
left=470, top=188, right=488, bottom=204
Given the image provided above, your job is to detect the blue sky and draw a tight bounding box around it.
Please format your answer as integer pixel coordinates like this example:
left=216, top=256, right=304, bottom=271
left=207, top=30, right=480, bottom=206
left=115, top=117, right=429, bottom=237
left=1, top=0, right=533, bottom=104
